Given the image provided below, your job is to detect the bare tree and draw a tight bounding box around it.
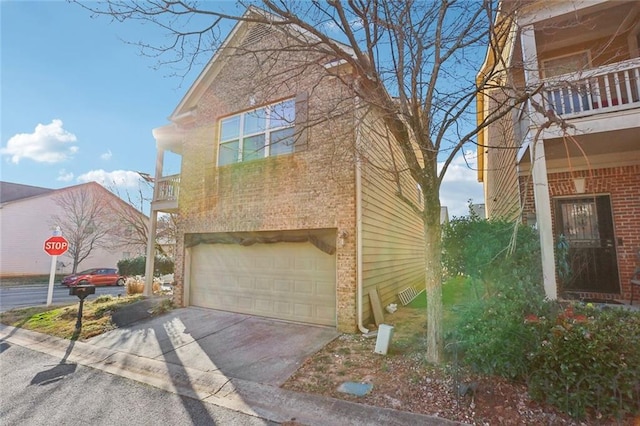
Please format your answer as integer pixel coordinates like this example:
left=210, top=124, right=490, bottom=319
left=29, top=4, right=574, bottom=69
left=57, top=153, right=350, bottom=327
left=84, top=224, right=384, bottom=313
left=106, top=184, right=152, bottom=253
left=51, top=184, right=116, bottom=273
left=75, top=0, right=534, bottom=362
left=107, top=179, right=177, bottom=258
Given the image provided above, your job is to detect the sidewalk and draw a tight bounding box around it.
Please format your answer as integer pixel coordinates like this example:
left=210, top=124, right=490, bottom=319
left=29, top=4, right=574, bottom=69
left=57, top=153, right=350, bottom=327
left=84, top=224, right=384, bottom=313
left=0, top=305, right=459, bottom=426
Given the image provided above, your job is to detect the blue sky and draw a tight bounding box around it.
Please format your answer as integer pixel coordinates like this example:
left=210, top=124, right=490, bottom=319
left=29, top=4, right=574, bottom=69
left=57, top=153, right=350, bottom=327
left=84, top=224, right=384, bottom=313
left=1, top=1, right=483, bottom=217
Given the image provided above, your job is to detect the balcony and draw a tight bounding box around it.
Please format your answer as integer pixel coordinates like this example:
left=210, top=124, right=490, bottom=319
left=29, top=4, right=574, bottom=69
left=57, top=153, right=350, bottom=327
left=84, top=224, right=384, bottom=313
left=152, top=174, right=180, bottom=212
left=542, top=58, right=640, bottom=119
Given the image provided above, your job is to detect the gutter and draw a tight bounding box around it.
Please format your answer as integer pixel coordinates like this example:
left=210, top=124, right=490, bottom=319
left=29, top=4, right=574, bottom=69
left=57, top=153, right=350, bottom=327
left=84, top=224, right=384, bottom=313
left=354, top=96, right=369, bottom=335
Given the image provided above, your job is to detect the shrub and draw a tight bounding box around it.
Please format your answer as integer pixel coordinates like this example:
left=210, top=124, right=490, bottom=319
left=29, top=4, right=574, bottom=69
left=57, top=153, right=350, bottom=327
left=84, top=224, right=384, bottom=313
left=125, top=277, right=145, bottom=295
left=444, top=217, right=548, bottom=380
left=117, top=256, right=174, bottom=277
left=527, top=304, right=640, bottom=420
left=125, top=276, right=162, bottom=295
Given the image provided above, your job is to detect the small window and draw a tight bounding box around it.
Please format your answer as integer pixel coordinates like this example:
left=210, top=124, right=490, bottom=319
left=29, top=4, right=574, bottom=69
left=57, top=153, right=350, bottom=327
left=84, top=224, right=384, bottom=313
left=541, top=51, right=590, bottom=79
left=218, top=99, right=296, bottom=166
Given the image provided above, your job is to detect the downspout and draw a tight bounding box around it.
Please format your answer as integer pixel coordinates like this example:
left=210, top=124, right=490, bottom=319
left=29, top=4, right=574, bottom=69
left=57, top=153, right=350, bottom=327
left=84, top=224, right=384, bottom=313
left=354, top=96, right=369, bottom=334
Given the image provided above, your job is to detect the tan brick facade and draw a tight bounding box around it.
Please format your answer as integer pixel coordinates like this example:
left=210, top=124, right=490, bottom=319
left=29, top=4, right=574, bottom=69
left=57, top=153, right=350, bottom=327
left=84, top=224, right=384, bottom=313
left=168, top=24, right=361, bottom=332
left=157, top=20, right=427, bottom=332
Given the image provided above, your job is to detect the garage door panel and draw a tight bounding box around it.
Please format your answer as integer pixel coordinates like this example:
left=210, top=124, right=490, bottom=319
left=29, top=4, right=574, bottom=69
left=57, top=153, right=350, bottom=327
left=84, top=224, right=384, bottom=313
left=190, top=242, right=336, bottom=326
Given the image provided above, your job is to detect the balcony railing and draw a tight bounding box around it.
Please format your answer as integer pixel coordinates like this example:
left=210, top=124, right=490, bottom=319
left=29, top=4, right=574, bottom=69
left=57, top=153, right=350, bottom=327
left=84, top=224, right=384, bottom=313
left=542, top=58, right=640, bottom=118
left=155, top=174, right=180, bottom=203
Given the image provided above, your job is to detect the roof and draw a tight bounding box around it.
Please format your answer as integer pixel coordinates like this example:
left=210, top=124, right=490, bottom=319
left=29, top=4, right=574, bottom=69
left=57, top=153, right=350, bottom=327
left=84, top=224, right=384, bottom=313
left=1, top=181, right=148, bottom=220
left=169, top=6, right=356, bottom=123
left=0, top=181, right=54, bottom=203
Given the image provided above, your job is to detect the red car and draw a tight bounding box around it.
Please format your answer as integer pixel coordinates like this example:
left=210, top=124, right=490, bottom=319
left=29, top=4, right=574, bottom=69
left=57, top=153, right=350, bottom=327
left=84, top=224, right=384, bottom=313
left=61, top=268, right=125, bottom=287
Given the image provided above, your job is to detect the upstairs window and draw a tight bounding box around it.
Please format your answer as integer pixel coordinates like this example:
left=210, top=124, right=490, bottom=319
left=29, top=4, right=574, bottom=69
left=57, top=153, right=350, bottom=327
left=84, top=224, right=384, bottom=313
left=218, top=99, right=296, bottom=166
left=541, top=51, right=590, bottom=79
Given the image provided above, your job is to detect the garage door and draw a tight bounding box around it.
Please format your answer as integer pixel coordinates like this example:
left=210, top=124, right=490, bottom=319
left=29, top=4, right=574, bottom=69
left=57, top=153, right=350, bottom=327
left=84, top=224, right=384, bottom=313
left=190, top=242, right=336, bottom=326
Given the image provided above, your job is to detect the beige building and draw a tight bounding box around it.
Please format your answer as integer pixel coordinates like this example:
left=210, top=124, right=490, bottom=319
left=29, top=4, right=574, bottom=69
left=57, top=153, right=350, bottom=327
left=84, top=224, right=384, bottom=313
left=478, top=0, right=640, bottom=302
left=0, top=181, right=146, bottom=277
left=146, top=9, right=425, bottom=332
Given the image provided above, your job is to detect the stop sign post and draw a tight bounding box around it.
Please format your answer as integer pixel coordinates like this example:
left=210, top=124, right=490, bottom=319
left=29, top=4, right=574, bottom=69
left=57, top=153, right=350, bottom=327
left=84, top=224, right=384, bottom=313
left=44, top=236, right=69, bottom=256
left=44, top=234, right=69, bottom=306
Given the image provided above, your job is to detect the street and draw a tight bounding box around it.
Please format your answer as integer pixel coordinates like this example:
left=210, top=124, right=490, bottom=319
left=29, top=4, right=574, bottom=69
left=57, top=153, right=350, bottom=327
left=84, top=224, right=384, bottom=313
left=0, top=343, right=275, bottom=426
left=0, top=284, right=127, bottom=312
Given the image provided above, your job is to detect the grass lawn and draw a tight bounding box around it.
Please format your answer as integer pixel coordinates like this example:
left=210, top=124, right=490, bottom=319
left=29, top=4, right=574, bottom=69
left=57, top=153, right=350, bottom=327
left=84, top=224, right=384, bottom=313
left=0, top=295, right=173, bottom=340
left=405, top=275, right=477, bottom=331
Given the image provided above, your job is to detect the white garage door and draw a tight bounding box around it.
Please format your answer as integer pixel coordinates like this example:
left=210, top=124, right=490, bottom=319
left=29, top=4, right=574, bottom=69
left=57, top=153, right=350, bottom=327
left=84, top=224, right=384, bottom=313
left=190, top=242, right=336, bottom=326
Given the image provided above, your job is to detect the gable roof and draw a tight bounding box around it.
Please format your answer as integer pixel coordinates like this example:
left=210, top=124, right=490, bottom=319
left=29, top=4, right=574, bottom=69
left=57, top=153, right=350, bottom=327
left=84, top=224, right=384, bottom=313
left=1, top=181, right=148, bottom=220
left=169, top=6, right=356, bottom=123
left=0, top=181, right=54, bottom=203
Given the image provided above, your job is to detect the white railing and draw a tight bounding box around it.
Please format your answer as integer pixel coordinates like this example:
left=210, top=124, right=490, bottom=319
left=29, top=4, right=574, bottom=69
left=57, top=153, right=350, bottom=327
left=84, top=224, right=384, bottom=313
left=155, top=174, right=180, bottom=203
left=542, top=58, right=640, bottom=118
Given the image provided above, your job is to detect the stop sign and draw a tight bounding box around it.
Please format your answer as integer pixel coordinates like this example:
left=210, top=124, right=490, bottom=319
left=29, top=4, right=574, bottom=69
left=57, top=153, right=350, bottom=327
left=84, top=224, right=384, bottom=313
left=44, top=236, right=69, bottom=256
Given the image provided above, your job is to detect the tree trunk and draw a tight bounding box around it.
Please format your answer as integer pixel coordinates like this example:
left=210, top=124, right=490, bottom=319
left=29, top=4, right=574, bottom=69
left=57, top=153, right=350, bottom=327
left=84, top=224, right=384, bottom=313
left=424, top=189, right=443, bottom=364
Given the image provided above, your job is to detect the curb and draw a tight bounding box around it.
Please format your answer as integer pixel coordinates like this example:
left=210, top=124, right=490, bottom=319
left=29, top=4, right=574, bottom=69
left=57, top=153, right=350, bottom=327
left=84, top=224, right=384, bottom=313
left=0, top=325, right=461, bottom=425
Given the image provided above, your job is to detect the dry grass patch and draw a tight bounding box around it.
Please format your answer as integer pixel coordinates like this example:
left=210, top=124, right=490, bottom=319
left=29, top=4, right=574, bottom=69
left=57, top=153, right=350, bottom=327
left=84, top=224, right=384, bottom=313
left=0, top=295, right=150, bottom=340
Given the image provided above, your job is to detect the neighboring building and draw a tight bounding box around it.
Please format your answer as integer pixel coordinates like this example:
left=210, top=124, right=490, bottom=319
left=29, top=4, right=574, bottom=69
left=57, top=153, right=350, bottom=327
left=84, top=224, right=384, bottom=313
left=469, top=204, right=486, bottom=220
left=146, top=8, right=425, bottom=332
left=0, top=181, right=147, bottom=276
left=478, top=0, right=640, bottom=302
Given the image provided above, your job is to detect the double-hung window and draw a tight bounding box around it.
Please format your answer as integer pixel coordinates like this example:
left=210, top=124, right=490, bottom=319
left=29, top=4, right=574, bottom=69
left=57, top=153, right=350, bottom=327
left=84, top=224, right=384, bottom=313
left=218, top=98, right=296, bottom=166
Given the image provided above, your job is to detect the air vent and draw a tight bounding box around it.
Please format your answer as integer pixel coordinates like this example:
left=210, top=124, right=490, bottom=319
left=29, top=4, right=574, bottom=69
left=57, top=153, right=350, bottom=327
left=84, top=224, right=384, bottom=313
left=242, top=25, right=273, bottom=46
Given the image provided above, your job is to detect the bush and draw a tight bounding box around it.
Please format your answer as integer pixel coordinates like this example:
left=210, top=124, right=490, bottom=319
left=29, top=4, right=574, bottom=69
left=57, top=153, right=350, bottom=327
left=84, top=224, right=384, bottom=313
left=118, top=256, right=174, bottom=277
left=125, top=276, right=162, bottom=295
left=444, top=217, right=548, bottom=380
left=527, top=304, right=640, bottom=420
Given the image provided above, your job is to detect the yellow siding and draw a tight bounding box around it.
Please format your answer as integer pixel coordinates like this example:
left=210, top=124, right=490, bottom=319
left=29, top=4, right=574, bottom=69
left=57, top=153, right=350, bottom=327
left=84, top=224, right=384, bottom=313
left=485, top=90, right=522, bottom=221
left=358, top=110, right=425, bottom=324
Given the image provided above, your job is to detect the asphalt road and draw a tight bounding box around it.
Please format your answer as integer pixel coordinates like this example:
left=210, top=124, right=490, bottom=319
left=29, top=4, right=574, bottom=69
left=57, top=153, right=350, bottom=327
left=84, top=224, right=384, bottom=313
left=0, top=342, right=274, bottom=426
left=0, top=284, right=128, bottom=312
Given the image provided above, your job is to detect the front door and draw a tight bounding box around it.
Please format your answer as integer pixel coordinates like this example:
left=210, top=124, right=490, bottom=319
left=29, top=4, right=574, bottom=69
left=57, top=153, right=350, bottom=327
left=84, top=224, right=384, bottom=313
left=555, top=195, right=620, bottom=293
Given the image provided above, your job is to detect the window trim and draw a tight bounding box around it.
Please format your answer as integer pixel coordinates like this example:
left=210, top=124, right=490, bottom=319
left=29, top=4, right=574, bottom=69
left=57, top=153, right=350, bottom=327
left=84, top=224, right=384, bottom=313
left=629, top=20, right=640, bottom=58
left=217, top=98, right=295, bottom=166
left=541, top=50, right=591, bottom=79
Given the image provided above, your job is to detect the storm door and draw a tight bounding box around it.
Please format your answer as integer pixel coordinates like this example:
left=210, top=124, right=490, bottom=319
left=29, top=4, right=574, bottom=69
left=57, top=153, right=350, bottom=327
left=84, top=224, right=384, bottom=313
left=555, top=195, right=620, bottom=293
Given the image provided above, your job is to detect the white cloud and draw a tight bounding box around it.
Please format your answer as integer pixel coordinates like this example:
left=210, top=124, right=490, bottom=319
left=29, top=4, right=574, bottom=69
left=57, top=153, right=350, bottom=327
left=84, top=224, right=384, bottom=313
left=1, top=119, right=78, bottom=164
left=439, top=151, right=484, bottom=218
left=100, top=150, right=113, bottom=161
left=77, top=169, right=143, bottom=188
left=57, top=169, right=74, bottom=182
left=321, top=17, right=363, bottom=32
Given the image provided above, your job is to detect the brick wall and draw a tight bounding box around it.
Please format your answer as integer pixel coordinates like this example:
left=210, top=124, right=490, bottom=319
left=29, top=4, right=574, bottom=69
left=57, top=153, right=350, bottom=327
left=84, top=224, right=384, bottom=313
left=169, top=23, right=360, bottom=331
left=520, top=164, right=640, bottom=300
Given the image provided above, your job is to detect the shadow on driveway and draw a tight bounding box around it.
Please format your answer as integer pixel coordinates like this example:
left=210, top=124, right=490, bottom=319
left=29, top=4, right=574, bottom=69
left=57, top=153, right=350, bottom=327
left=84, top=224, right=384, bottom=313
left=88, top=306, right=339, bottom=386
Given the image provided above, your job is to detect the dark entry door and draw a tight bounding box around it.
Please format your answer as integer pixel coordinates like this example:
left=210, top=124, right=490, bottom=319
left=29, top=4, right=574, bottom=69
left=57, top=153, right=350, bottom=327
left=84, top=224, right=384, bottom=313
left=555, top=195, right=620, bottom=293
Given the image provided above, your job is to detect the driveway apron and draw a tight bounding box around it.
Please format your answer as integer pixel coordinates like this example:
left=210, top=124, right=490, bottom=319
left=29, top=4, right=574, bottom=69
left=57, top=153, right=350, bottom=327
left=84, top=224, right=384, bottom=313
left=86, top=306, right=338, bottom=386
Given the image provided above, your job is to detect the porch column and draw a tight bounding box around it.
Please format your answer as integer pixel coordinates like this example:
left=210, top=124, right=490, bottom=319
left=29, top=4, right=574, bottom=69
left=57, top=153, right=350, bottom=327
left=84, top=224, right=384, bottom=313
left=521, top=23, right=557, bottom=299
left=143, top=212, right=158, bottom=297
left=529, top=137, right=557, bottom=300
left=143, top=147, right=165, bottom=297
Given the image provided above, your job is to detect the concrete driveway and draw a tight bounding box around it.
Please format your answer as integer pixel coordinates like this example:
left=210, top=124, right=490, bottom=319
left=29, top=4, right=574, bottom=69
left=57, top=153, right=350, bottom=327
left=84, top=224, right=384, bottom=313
left=86, top=306, right=338, bottom=386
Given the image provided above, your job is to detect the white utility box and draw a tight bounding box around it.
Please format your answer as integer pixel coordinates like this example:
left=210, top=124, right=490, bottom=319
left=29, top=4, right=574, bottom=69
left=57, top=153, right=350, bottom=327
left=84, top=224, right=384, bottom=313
left=374, top=324, right=394, bottom=355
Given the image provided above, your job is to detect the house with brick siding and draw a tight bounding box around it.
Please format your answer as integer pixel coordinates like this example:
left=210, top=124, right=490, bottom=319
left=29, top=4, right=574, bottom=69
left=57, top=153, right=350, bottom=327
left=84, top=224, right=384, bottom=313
left=145, top=8, right=425, bottom=332
left=477, top=0, right=640, bottom=303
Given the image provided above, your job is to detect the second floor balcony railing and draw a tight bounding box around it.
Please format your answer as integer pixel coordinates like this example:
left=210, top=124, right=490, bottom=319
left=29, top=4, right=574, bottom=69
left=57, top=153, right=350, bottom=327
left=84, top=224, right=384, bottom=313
left=543, top=57, right=640, bottom=118
left=155, top=174, right=180, bottom=204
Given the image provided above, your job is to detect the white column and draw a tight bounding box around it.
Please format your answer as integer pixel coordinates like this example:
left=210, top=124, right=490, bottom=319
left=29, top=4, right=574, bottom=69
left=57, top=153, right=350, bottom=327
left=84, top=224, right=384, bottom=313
left=521, top=23, right=557, bottom=299
left=530, top=138, right=557, bottom=300
left=143, top=211, right=158, bottom=297
left=143, top=148, right=165, bottom=297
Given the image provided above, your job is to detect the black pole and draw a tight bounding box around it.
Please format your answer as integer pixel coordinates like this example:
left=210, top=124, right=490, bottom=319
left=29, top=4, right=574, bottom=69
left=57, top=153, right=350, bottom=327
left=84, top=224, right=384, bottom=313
left=75, top=298, right=85, bottom=330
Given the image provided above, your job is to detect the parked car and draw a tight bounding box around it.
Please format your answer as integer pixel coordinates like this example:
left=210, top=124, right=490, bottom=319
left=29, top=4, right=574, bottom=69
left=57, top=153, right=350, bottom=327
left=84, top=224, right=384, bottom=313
left=61, top=268, right=125, bottom=287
